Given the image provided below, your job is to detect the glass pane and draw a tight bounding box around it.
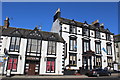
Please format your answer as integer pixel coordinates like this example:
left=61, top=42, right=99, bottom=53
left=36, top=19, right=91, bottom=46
left=31, top=39, right=37, bottom=52
left=47, top=61, right=50, bottom=71
left=37, top=40, right=41, bottom=53
left=52, top=42, right=56, bottom=54
left=70, top=40, right=73, bottom=50
left=10, top=44, right=14, bottom=51
left=51, top=61, right=55, bottom=71
left=11, top=37, right=16, bottom=43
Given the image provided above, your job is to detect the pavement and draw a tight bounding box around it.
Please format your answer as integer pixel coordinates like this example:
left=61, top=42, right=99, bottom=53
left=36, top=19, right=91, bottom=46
left=0, top=73, right=119, bottom=79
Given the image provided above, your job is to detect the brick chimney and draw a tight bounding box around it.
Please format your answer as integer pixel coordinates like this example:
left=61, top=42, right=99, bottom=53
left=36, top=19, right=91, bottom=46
left=4, top=17, right=10, bottom=28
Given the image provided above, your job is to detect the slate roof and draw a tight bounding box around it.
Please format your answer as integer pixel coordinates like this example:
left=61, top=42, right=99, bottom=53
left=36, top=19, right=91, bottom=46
left=0, top=26, right=64, bottom=43
left=58, top=17, right=114, bottom=35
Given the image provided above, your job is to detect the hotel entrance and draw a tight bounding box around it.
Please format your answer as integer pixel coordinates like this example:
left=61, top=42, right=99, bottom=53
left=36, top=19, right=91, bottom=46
left=25, top=57, right=40, bottom=75
left=82, top=50, right=95, bottom=70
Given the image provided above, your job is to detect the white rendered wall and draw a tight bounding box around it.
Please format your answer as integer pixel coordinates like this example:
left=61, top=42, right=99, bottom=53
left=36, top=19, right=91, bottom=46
left=40, top=41, right=63, bottom=75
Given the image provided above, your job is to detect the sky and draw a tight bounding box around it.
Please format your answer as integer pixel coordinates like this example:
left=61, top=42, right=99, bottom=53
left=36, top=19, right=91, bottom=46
left=2, top=2, right=119, bottom=34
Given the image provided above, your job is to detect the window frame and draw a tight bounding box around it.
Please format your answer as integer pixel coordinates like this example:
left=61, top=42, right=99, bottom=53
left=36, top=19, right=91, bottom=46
left=83, top=40, right=90, bottom=53
left=107, top=57, right=113, bottom=67
left=82, top=28, right=89, bottom=36
left=106, top=33, right=111, bottom=41
left=106, top=43, right=112, bottom=55
left=26, top=38, right=42, bottom=57
left=69, top=53, right=77, bottom=66
left=70, top=25, right=77, bottom=34
left=95, top=30, right=101, bottom=38
left=69, top=36, right=77, bottom=52
left=7, top=56, right=18, bottom=72
left=96, top=56, right=102, bottom=68
left=9, top=37, right=21, bottom=52
left=46, top=58, right=55, bottom=73
left=95, top=42, right=101, bottom=54
left=47, top=41, right=57, bottom=55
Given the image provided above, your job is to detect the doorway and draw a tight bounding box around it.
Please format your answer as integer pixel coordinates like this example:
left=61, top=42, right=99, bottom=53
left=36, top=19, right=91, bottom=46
left=27, top=63, right=36, bottom=75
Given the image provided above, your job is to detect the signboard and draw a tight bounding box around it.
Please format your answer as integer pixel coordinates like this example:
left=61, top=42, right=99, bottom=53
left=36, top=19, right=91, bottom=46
left=26, top=57, right=39, bottom=60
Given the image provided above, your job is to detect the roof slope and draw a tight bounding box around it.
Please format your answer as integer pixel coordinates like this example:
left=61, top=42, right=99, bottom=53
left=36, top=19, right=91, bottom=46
left=0, top=26, right=64, bottom=43
left=58, top=17, right=114, bottom=35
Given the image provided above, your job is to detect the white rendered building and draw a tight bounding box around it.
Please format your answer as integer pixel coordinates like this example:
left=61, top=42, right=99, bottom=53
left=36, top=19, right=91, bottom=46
left=51, top=9, right=115, bottom=71
left=0, top=17, right=64, bottom=75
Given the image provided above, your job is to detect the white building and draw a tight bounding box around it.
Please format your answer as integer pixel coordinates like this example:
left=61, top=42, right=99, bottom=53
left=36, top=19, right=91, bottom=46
left=114, top=34, right=120, bottom=71
left=51, top=8, right=115, bottom=71
left=0, top=17, right=64, bottom=75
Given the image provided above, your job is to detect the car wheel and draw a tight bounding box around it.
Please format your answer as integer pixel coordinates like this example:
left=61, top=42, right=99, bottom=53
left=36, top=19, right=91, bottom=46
left=96, top=73, right=100, bottom=77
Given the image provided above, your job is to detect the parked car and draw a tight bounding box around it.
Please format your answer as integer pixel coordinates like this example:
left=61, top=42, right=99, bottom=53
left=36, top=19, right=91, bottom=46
left=86, top=68, right=111, bottom=77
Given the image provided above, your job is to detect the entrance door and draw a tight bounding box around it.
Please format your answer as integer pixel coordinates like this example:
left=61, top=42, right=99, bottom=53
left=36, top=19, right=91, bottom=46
left=28, top=63, right=36, bottom=75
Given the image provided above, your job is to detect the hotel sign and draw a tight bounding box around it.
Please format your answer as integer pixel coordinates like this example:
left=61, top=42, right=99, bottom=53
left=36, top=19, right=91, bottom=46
left=26, top=57, right=39, bottom=60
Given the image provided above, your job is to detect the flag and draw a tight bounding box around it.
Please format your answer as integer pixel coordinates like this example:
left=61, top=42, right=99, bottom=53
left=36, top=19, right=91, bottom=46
left=102, top=48, right=107, bottom=54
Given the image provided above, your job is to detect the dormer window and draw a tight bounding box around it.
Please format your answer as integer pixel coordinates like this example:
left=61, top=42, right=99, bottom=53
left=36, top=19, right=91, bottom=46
left=9, top=37, right=21, bottom=52
left=47, top=35, right=56, bottom=55
left=83, top=28, right=89, bottom=36
left=70, top=25, right=77, bottom=34
left=96, top=31, right=100, bottom=38
left=106, top=34, right=111, bottom=41
left=47, top=41, right=56, bottom=55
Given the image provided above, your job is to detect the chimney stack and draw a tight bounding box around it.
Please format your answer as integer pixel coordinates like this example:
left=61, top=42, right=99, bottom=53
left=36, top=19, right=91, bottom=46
left=4, top=17, right=10, bottom=28
left=100, top=23, right=104, bottom=28
left=92, top=20, right=99, bottom=27
left=53, top=8, right=61, bottom=22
